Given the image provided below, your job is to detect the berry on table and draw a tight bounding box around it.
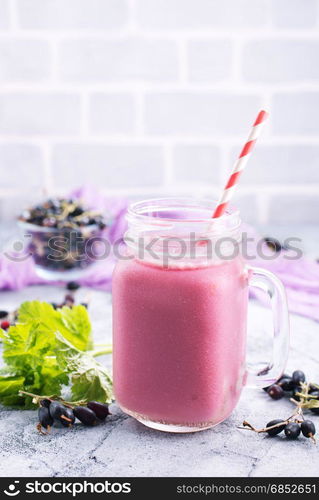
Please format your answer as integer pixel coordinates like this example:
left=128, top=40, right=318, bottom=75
left=38, top=407, right=54, bottom=430
left=301, top=420, right=316, bottom=438
left=278, top=377, right=294, bottom=391
left=49, top=401, right=75, bottom=427
left=292, top=370, right=306, bottom=386
left=0, top=310, right=8, bottom=319
left=64, top=294, right=75, bottom=304
left=40, top=399, right=51, bottom=408
left=49, top=401, right=67, bottom=421
left=292, top=388, right=302, bottom=402
left=267, top=384, right=284, bottom=400
left=66, top=281, right=80, bottom=291
left=87, top=401, right=110, bottom=420
left=266, top=419, right=286, bottom=437
left=285, top=422, right=301, bottom=439
left=60, top=407, right=75, bottom=427
left=73, top=406, right=98, bottom=426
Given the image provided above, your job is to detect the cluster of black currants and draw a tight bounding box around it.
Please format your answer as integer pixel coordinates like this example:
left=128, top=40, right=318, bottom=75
left=19, top=198, right=107, bottom=230
left=264, top=370, right=319, bottom=415
left=50, top=282, right=89, bottom=310
left=264, top=370, right=306, bottom=400
left=241, top=369, right=318, bottom=443
left=1, top=282, right=85, bottom=332
left=38, top=399, right=110, bottom=434
left=242, top=415, right=316, bottom=442
left=265, top=418, right=316, bottom=441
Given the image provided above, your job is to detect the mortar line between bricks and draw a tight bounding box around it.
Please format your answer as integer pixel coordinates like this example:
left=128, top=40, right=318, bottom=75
left=2, top=136, right=319, bottom=146
left=49, top=39, right=59, bottom=83
left=8, top=0, right=19, bottom=33
left=257, top=192, right=270, bottom=226
left=80, top=91, right=90, bottom=137
left=231, top=38, right=243, bottom=84
left=2, top=184, right=319, bottom=198
left=163, top=142, right=174, bottom=186
left=134, top=90, right=144, bottom=137
left=41, top=141, right=55, bottom=196
left=4, top=31, right=319, bottom=40
left=177, top=38, right=188, bottom=84
left=2, top=83, right=319, bottom=93
left=127, top=0, right=138, bottom=35
left=0, top=134, right=319, bottom=149
left=3, top=136, right=319, bottom=145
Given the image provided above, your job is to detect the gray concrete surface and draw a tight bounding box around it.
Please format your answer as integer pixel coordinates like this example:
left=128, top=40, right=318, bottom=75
left=0, top=285, right=318, bottom=477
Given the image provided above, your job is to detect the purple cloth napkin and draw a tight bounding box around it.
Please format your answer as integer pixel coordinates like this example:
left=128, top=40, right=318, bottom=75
left=0, top=188, right=318, bottom=321
left=243, top=224, right=319, bottom=322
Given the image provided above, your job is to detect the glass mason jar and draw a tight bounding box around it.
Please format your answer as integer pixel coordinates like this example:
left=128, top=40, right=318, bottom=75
left=112, top=198, right=289, bottom=433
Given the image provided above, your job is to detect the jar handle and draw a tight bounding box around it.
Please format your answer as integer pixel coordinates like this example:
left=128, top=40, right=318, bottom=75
left=246, top=266, right=290, bottom=388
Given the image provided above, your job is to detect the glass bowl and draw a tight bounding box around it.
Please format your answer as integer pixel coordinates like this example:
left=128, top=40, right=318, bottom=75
left=18, top=220, right=107, bottom=281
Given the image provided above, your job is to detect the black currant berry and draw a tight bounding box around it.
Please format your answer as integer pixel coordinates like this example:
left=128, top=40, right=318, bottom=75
left=292, top=388, right=302, bottom=401
left=87, top=401, right=110, bottom=420
left=278, top=377, right=294, bottom=391
left=266, top=419, right=286, bottom=437
left=285, top=423, right=301, bottom=439
left=60, top=407, right=75, bottom=427
left=301, top=420, right=316, bottom=438
left=264, top=237, right=282, bottom=252
left=40, top=399, right=51, bottom=408
left=64, top=294, right=75, bottom=304
left=71, top=207, right=84, bottom=217
left=38, top=407, right=54, bottom=430
left=0, top=310, right=8, bottom=319
left=277, top=373, right=290, bottom=383
left=49, top=401, right=67, bottom=420
left=67, top=281, right=80, bottom=291
left=292, top=370, right=306, bottom=386
left=262, top=373, right=291, bottom=392
left=267, top=384, right=284, bottom=400
left=73, top=406, right=98, bottom=426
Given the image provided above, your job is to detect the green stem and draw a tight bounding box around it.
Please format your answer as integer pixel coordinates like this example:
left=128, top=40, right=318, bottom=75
left=19, top=390, right=87, bottom=408
left=91, top=347, right=112, bottom=357
left=93, top=343, right=112, bottom=349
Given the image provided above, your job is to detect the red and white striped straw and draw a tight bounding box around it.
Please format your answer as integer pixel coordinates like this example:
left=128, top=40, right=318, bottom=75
left=212, top=110, right=269, bottom=218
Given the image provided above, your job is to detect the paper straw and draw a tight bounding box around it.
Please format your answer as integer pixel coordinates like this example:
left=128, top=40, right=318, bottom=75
left=213, top=110, right=269, bottom=218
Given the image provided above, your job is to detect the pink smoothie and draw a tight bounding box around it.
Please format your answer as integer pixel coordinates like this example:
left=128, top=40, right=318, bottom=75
left=112, top=256, right=248, bottom=428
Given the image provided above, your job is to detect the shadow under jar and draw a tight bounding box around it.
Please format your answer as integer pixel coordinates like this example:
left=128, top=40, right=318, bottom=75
left=112, top=198, right=290, bottom=433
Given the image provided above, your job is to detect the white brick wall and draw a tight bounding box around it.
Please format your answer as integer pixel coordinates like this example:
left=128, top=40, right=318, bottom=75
left=0, top=0, right=319, bottom=225
left=17, top=0, right=128, bottom=30
left=0, top=40, right=50, bottom=81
